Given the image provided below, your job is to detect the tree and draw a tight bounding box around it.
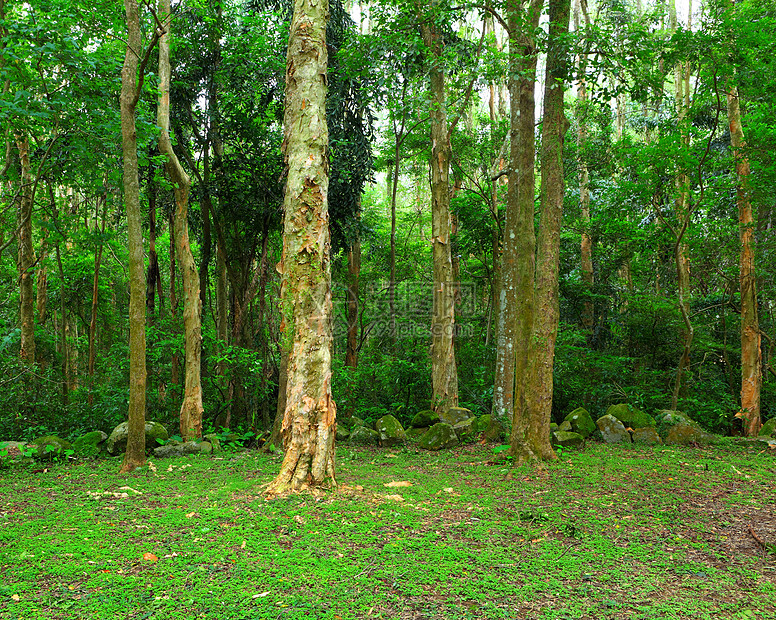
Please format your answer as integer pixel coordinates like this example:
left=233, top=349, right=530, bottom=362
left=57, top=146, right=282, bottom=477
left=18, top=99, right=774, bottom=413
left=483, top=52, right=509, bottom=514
left=267, top=0, right=336, bottom=492
left=524, top=0, right=571, bottom=462
left=119, top=0, right=161, bottom=473
left=156, top=0, right=204, bottom=442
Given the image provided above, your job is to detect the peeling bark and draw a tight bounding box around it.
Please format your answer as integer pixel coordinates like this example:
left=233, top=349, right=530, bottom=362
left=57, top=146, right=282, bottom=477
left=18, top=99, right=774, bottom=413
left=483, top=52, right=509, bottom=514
left=157, top=0, right=204, bottom=442
left=267, top=0, right=336, bottom=493
left=728, top=84, right=761, bottom=436
left=418, top=2, right=459, bottom=415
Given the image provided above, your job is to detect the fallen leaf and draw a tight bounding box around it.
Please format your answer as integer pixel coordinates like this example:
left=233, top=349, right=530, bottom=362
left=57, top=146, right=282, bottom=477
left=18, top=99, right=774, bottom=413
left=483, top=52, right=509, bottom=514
left=293, top=515, right=305, bottom=524
left=384, top=481, right=412, bottom=488
left=443, top=488, right=454, bottom=493
left=241, top=540, right=247, bottom=549
left=11, top=594, right=20, bottom=602
left=142, top=553, right=158, bottom=562
left=253, top=591, right=270, bottom=598
left=383, top=494, right=404, bottom=501
left=186, top=512, right=197, bottom=518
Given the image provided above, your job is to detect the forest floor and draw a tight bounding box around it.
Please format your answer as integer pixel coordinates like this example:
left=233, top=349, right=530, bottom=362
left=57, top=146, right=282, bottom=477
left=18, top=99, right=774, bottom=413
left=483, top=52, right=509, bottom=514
left=0, top=440, right=774, bottom=620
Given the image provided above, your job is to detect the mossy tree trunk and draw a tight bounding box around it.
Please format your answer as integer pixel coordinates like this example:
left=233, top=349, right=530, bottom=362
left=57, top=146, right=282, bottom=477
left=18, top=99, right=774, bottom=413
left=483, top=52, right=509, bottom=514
left=506, top=0, right=543, bottom=464
left=157, top=0, right=204, bottom=442
left=119, top=0, right=149, bottom=473
left=525, top=0, right=570, bottom=462
left=266, top=0, right=336, bottom=492
left=16, top=133, right=35, bottom=365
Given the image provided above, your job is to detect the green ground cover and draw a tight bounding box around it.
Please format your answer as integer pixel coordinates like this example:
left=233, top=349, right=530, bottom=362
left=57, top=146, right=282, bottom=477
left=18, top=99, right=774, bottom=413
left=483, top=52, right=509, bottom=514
left=1, top=442, right=774, bottom=620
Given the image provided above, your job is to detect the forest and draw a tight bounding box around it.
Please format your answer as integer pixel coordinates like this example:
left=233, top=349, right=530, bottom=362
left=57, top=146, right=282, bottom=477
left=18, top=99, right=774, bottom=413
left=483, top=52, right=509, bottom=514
left=1, top=0, right=775, bottom=481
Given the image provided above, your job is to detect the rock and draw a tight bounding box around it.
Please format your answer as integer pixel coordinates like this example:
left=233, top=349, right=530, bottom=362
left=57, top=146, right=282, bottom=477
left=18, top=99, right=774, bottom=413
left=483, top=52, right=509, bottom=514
left=32, top=436, right=73, bottom=459
left=564, top=408, right=596, bottom=438
left=453, top=418, right=476, bottom=443
left=203, top=433, right=222, bottom=452
left=152, top=441, right=207, bottom=459
left=106, top=421, right=169, bottom=455
left=549, top=422, right=559, bottom=434
left=336, top=426, right=351, bottom=441
left=558, top=420, right=572, bottom=432
left=654, top=410, right=713, bottom=445
left=375, top=415, right=407, bottom=447
left=758, top=418, right=776, bottom=438
left=0, top=441, right=28, bottom=458
left=406, top=427, right=427, bottom=440
left=482, top=417, right=505, bottom=442
left=552, top=430, right=584, bottom=447
left=72, top=431, right=108, bottom=457
left=595, top=414, right=632, bottom=443
left=632, top=427, right=662, bottom=445
left=473, top=415, right=492, bottom=434
left=440, top=407, right=473, bottom=427
left=606, top=403, right=656, bottom=428
left=418, top=423, right=459, bottom=450
left=349, top=426, right=379, bottom=446
left=410, top=409, right=439, bottom=428
left=350, top=416, right=366, bottom=429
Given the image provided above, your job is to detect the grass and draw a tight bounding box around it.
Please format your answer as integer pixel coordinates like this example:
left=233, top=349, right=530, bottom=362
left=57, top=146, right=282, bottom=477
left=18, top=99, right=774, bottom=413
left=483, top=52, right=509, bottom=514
left=1, top=440, right=775, bottom=619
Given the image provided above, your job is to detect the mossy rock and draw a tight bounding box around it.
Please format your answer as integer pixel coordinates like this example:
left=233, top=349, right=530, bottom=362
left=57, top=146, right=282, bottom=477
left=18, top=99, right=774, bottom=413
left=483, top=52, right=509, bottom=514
left=0, top=441, right=28, bottom=459
left=552, top=430, right=584, bottom=447
left=482, top=417, right=506, bottom=442
left=558, top=420, right=572, bottom=432
left=72, top=431, right=108, bottom=457
left=758, top=418, right=776, bottom=438
left=336, top=426, right=351, bottom=442
left=549, top=422, right=559, bottom=435
left=440, top=407, right=473, bottom=427
left=473, top=415, right=491, bottom=434
left=375, top=415, right=406, bottom=447
left=632, top=427, right=662, bottom=445
left=106, top=421, right=169, bottom=455
left=453, top=418, right=477, bottom=444
left=406, top=427, right=427, bottom=440
left=564, top=408, right=596, bottom=438
left=203, top=434, right=222, bottom=452
left=606, top=404, right=655, bottom=429
left=350, top=416, right=366, bottom=429
left=153, top=441, right=207, bottom=459
left=32, top=436, right=72, bottom=459
left=654, top=410, right=713, bottom=445
left=349, top=426, right=378, bottom=446
left=418, top=423, right=459, bottom=450
left=411, top=410, right=439, bottom=428
left=595, top=414, right=631, bottom=443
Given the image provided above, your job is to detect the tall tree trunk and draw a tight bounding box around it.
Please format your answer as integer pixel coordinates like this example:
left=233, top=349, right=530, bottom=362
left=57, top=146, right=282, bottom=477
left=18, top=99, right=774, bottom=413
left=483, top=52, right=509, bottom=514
left=55, top=242, right=69, bottom=404
left=669, top=0, right=693, bottom=410
left=418, top=5, right=459, bottom=415
left=146, top=174, right=161, bottom=318
left=157, top=0, right=204, bottom=442
left=344, top=234, right=360, bottom=420
left=169, top=211, right=181, bottom=387
left=16, top=134, right=35, bottom=365
left=728, top=84, right=761, bottom=436
left=526, top=0, right=570, bottom=461
left=120, top=0, right=149, bottom=473
left=267, top=0, right=336, bottom=492
left=507, top=0, right=543, bottom=463
left=88, top=192, right=108, bottom=407
left=574, top=0, right=593, bottom=330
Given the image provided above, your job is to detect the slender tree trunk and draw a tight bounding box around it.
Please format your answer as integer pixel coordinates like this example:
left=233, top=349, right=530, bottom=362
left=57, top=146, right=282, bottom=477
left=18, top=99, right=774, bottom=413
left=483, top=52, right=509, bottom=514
left=88, top=192, right=108, bottom=407
left=526, top=0, right=570, bottom=461
left=16, top=134, right=35, bottom=365
left=669, top=0, right=693, bottom=410
left=574, top=0, right=593, bottom=330
left=169, top=211, right=181, bottom=387
left=507, top=0, right=543, bottom=463
left=157, top=0, right=204, bottom=441
left=728, top=84, right=761, bottom=436
left=146, top=174, right=161, bottom=318
left=418, top=5, right=459, bottom=415
left=344, top=234, right=360, bottom=420
left=55, top=242, right=69, bottom=404
left=267, top=0, right=336, bottom=492
left=120, top=0, right=148, bottom=473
